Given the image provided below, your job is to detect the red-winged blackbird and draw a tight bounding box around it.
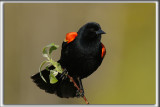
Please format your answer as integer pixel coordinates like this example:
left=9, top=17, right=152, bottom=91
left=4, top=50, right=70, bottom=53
left=31, top=22, right=106, bottom=98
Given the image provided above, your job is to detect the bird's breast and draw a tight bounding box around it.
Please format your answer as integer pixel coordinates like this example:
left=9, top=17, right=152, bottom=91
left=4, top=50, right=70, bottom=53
left=65, top=42, right=102, bottom=78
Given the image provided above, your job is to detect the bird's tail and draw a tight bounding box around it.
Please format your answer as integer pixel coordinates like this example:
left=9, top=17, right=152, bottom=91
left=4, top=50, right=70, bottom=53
left=31, top=66, right=79, bottom=98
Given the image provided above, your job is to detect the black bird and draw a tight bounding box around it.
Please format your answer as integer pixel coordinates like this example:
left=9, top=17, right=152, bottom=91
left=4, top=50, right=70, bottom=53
left=31, top=22, right=106, bottom=98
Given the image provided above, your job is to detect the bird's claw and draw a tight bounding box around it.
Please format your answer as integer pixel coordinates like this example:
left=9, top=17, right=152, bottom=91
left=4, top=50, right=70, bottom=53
left=76, top=89, right=84, bottom=97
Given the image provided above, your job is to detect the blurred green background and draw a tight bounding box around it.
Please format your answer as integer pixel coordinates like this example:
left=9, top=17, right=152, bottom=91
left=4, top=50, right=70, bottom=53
left=4, top=3, right=156, bottom=104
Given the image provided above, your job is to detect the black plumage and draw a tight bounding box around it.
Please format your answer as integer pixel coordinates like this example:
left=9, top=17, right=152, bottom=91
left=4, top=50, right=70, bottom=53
left=31, top=22, right=106, bottom=98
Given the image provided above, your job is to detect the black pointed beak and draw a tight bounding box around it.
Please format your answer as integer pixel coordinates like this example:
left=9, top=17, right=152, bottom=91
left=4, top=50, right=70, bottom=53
left=96, top=29, right=106, bottom=35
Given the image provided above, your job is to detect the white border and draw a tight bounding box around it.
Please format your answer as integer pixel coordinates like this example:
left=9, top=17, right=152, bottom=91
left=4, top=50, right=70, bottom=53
left=0, top=1, right=158, bottom=107
left=0, top=1, right=3, bottom=107
left=0, top=1, right=158, bottom=3
left=155, top=1, right=159, bottom=107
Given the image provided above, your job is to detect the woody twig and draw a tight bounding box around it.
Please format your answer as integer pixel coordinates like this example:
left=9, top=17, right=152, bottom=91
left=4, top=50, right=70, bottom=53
left=67, top=75, right=89, bottom=104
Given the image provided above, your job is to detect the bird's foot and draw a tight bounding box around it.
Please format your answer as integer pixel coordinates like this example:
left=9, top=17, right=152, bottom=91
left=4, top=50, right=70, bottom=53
left=76, top=88, right=84, bottom=97
left=59, top=69, right=68, bottom=80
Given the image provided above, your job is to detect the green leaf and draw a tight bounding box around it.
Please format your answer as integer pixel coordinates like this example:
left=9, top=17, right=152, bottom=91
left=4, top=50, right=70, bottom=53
left=43, top=54, right=48, bottom=58
left=49, top=73, right=58, bottom=84
left=42, top=47, right=47, bottom=54
left=50, top=69, right=58, bottom=76
left=46, top=43, right=55, bottom=47
left=40, top=43, right=62, bottom=84
left=46, top=43, right=59, bottom=49
left=49, top=45, right=59, bottom=55
left=42, top=43, right=59, bottom=57
left=42, top=47, right=48, bottom=58
left=56, top=63, right=63, bottom=73
left=39, top=60, right=48, bottom=83
left=46, top=66, right=49, bottom=71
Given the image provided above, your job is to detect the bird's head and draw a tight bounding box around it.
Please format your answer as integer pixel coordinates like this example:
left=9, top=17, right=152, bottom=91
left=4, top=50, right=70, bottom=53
left=78, top=22, right=106, bottom=40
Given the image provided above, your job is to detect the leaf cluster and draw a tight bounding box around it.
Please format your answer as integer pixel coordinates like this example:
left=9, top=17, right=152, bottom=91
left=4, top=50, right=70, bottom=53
left=39, top=43, right=63, bottom=84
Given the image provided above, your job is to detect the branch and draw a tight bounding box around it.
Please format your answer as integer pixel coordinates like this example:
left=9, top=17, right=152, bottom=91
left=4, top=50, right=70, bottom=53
left=67, top=75, right=89, bottom=104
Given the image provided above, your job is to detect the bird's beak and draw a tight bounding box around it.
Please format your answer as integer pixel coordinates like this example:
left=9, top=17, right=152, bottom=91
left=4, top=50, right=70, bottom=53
left=96, top=29, right=106, bottom=35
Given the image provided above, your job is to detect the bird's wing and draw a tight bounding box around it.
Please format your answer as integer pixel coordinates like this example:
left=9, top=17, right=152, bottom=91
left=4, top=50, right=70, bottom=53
left=101, top=43, right=106, bottom=59
left=61, top=32, right=78, bottom=51
left=64, top=32, right=78, bottom=44
left=59, top=32, right=78, bottom=65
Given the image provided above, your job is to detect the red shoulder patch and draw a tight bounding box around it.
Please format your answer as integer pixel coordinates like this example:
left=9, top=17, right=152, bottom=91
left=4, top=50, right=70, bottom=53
left=65, top=32, right=78, bottom=43
left=101, top=43, right=106, bottom=58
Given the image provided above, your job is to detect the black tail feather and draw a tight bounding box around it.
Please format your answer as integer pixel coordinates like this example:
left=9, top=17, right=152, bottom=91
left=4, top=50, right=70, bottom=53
left=31, top=66, right=79, bottom=98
